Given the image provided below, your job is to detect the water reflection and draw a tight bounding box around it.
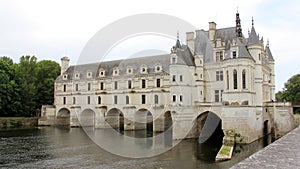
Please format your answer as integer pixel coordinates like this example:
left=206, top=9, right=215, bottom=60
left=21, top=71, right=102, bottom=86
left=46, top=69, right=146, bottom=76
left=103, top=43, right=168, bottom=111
left=0, top=127, right=274, bottom=169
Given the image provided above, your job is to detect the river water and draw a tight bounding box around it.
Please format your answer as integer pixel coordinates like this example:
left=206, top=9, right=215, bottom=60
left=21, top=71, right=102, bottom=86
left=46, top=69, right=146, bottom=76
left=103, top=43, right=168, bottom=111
left=0, top=127, right=273, bottom=169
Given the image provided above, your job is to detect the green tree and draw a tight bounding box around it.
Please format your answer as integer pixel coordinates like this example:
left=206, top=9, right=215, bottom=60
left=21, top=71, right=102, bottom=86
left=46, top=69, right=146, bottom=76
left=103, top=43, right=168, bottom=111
left=276, top=73, right=300, bottom=103
left=15, top=55, right=38, bottom=117
left=0, top=59, right=21, bottom=117
left=36, top=60, right=60, bottom=113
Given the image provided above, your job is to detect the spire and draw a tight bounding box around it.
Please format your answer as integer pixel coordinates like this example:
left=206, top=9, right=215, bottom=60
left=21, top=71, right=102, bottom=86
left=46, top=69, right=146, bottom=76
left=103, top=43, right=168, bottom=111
left=175, top=31, right=182, bottom=49
left=236, top=10, right=243, bottom=39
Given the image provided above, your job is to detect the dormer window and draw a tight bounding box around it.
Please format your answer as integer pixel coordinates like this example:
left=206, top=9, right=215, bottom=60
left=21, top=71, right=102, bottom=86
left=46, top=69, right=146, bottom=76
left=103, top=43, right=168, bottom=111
left=140, top=65, right=147, bottom=74
left=87, top=71, right=92, bottom=78
left=171, top=57, right=177, bottom=64
left=127, top=66, right=133, bottom=74
left=155, top=64, right=162, bottom=73
left=74, top=73, right=80, bottom=79
left=113, top=67, right=119, bottom=76
left=232, top=51, right=237, bottom=59
left=99, top=69, right=105, bottom=77
left=63, top=74, right=68, bottom=80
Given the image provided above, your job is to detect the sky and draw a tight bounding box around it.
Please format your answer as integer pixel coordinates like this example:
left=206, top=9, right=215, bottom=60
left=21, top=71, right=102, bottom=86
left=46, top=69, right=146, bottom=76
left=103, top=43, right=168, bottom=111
left=0, top=0, right=299, bottom=91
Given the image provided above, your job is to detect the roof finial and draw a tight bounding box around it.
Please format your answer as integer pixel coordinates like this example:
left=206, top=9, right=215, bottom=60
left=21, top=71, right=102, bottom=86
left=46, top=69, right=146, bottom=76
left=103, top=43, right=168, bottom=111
left=236, top=9, right=242, bottom=39
left=252, top=16, right=254, bottom=27
left=267, top=39, right=270, bottom=47
left=177, top=30, right=179, bottom=40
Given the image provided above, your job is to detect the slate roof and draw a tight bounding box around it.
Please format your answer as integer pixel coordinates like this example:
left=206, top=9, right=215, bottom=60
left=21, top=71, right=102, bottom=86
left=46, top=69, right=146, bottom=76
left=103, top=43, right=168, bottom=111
left=266, top=45, right=274, bottom=61
left=247, top=27, right=260, bottom=45
left=57, top=54, right=172, bottom=81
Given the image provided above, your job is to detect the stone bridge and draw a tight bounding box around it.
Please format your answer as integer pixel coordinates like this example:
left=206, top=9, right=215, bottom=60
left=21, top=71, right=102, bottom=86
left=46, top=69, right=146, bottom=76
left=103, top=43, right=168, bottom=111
left=39, top=101, right=295, bottom=143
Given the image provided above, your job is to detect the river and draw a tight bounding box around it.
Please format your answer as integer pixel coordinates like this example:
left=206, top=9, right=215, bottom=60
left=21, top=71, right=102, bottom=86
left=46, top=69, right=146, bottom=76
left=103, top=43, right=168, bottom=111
left=0, top=127, right=273, bottom=169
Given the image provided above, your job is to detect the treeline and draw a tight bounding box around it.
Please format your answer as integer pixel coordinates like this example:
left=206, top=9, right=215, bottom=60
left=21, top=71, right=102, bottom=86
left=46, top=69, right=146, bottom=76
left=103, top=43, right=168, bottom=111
left=0, top=56, right=60, bottom=117
left=276, top=73, right=300, bottom=104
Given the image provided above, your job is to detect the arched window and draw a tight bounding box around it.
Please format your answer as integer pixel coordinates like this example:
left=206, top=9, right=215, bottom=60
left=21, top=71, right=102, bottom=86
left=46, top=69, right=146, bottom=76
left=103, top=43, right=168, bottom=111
left=154, top=95, right=159, bottom=104
left=242, top=70, right=246, bottom=89
left=226, top=70, right=229, bottom=90
left=233, top=69, right=238, bottom=89
left=98, top=96, right=101, bottom=104
left=126, top=96, right=129, bottom=104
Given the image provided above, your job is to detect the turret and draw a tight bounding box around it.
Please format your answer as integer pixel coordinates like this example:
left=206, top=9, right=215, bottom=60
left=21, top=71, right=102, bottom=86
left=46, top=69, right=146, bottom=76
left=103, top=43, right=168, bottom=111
left=61, top=56, right=70, bottom=75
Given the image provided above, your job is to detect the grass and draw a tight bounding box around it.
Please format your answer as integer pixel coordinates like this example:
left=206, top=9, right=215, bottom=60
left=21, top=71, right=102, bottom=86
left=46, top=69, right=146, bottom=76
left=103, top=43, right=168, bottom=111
left=219, top=145, right=232, bottom=156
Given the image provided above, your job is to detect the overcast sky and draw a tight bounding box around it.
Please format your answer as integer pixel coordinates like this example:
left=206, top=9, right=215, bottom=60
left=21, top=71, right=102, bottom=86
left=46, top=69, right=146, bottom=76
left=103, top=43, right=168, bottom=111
left=0, top=0, right=299, bottom=91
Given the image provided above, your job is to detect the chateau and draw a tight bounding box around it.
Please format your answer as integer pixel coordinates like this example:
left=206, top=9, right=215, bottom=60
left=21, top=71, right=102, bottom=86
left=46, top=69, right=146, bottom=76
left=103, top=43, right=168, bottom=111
left=40, top=12, right=294, bottom=144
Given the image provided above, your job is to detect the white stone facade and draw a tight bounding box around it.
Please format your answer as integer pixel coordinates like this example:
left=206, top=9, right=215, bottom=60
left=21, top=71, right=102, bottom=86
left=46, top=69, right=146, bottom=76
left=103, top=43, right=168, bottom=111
left=40, top=12, right=294, bottom=143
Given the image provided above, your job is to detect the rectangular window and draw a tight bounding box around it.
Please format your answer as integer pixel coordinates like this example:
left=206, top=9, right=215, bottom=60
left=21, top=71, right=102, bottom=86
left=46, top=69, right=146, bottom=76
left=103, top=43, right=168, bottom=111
left=63, top=85, right=66, bottom=92
left=75, top=84, right=78, bottom=91
left=154, top=95, right=158, bottom=104
left=156, top=79, right=161, bottom=87
left=98, top=96, right=101, bottom=104
left=220, top=51, right=223, bottom=60
left=180, top=95, right=183, bottom=102
left=180, top=75, right=183, bottom=82
left=142, top=95, right=146, bottom=104
left=128, top=80, right=132, bottom=89
left=172, top=75, right=176, bottom=82
left=126, top=96, right=129, bottom=104
left=63, top=97, right=66, bottom=105
left=87, top=96, right=90, bottom=104
left=172, top=95, right=176, bottom=102
left=221, top=90, right=224, bottom=102
left=73, top=97, right=76, bottom=104
left=142, top=79, right=146, bottom=88
left=215, top=90, right=220, bottom=102
left=88, top=83, right=91, bottom=91
left=100, top=82, right=104, bottom=90
left=216, top=71, right=223, bottom=81
left=232, top=51, right=237, bottom=59
left=220, top=71, right=223, bottom=81
left=216, top=52, right=220, bottom=62
left=114, top=81, right=118, bottom=90
left=114, top=95, right=118, bottom=104
left=172, top=57, right=176, bottom=63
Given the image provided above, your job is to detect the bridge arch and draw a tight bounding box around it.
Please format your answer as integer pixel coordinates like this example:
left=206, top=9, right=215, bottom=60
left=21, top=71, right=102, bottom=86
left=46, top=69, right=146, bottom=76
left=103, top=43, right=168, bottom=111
left=190, top=111, right=224, bottom=143
left=56, top=108, right=70, bottom=126
left=164, top=111, right=172, bottom=131
left=79, top=109, right=95, bottom=127
left=135, top=108, right=153, bottom=132
left=106, top=108, right=124, bottom=131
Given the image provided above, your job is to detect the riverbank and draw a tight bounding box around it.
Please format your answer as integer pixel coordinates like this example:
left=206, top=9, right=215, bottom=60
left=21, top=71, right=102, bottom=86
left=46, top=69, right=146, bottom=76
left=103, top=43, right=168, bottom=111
left=0, top=117, right=38, bottom=128
left=231, top=125, right=300, bottom=168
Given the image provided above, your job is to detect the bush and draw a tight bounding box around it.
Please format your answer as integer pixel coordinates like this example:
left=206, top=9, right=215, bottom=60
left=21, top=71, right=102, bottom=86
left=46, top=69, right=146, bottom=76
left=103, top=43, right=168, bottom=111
left=2, top=120, right=7, bottom=128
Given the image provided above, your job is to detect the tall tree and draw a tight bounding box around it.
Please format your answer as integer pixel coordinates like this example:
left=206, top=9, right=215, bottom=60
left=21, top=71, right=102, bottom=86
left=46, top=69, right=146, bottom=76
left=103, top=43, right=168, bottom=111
left=15, top=55, right=38, bottom=117
left=0, top=59, right=20, bottom=117
left=36, top=60, right=60, bottom=113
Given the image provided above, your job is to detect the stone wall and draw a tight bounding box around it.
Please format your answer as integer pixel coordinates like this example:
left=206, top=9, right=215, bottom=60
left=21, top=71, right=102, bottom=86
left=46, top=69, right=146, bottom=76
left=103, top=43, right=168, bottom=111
left=0, top=117, right=38, bottom=128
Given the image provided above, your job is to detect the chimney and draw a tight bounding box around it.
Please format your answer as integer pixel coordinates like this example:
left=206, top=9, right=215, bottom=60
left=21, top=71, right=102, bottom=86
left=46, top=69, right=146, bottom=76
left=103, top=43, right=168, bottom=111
left=186, top=32, right=195, bottom=54
left=61, top=56, right=70, bottom=75
left=209, top=22, right=216, bottom=41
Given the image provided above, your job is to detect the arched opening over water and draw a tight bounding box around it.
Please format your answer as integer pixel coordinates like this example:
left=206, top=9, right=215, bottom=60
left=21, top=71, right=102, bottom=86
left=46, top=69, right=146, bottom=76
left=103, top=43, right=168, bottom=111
left=106, top=108, right=124, bottom=131
left=164, top=111, right=172, bottom=131
left=80, top=109, right=95, bottom=127
left=134, top=109, right=153, bottom=138
left=164, top=111, right=173, bottom=146
left=192, top=111, right=224, bottom=161
left=56, top=108, right=70, bottom=126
